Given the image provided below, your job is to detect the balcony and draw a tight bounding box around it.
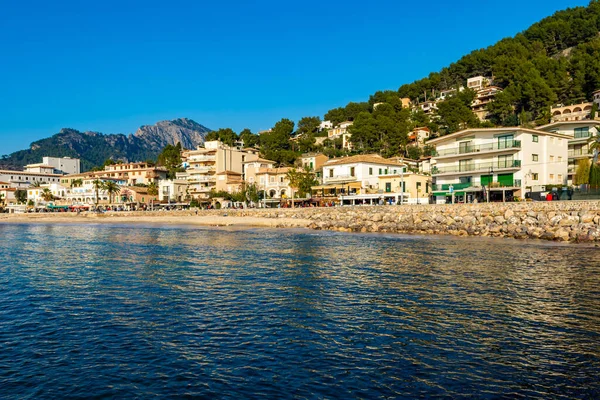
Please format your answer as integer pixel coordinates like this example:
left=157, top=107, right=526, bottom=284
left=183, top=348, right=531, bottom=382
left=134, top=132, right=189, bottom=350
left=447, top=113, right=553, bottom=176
left=434, top=140, right=521, bottom=158
left=189, top=166, right=216, bottom=173
left=433, top=179, right=522, bottom=192
left=568, top=149, right=590, bottom=158
left=189, top=155, right=216, bottom=162
left=432, top=160, right=521, bottom=175
left=323, top=175, right=357, bottom=183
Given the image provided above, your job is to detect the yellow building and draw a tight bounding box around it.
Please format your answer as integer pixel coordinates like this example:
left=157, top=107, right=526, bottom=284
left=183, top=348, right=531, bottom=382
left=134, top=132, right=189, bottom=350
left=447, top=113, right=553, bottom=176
left=378, top=173, right=431, bottom=204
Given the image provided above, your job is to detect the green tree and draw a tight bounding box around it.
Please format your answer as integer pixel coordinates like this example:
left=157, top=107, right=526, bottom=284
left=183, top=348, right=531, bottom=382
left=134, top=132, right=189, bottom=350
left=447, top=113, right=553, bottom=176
left=15, top=189, right=27, bottom=204
left=286, top=166, right=318, bottom=204
left=243, top=183, right=260, bottom=203
left=406, top=146, right=422, bottom=160
left=70, top=178, right=83, bottom=188
left=147, top=182, right=159, bottom=197
left=324, top=107, right=346, bottom=125
left=103, top=180, right=121, bottom=204
left=574, top=159, right=591, bottom=185
left=157, top=143, right=184, bottom=179
left=205, top=128, right=238, bottom=146
left=41, top=188, right=53, bottom=202
left=297, top=116, right=321, bottom=136
left=92, top=179, right=103, bottom=207
left=436, top=89, right=479, bottom=134
left=260, top=118, right=297, bottom=165
left=239, top=128, right=259, bottom=148
left=590, top=163, right=600, bottom=188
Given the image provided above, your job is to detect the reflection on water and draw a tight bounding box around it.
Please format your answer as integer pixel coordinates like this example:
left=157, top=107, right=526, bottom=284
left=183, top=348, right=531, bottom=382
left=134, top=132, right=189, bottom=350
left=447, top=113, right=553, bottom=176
left=0, top=223, right=599, bottom=398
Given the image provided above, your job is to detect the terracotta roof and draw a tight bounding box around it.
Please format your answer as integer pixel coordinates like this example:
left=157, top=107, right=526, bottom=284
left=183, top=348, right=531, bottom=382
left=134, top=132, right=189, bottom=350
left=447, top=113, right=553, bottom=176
left=242, top=158, right=276, bottom=164
left=216, top=170, right=242, bottom=176
left=257, top=167, right=291, bottom=174
left=324, top=154, right=405, bottom=167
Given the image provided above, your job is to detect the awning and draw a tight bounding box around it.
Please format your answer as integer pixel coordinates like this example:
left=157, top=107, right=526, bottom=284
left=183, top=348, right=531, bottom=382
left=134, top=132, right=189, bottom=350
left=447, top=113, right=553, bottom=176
left=313, top=182, right=362, bottom=191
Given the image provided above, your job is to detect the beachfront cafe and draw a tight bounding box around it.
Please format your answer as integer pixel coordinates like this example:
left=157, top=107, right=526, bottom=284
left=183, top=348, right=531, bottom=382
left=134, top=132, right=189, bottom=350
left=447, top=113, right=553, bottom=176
left=311, top=182, right=406, bottom=205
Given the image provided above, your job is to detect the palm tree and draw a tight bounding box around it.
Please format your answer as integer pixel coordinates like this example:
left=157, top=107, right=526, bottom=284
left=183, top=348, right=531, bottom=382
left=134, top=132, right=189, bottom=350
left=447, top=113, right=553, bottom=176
left=102, top=180, right=121, bottom=204
left=70, top=178, right=83, bottom=188
left=31, top=181, right=42, bottom=188
left=92, top=179, right=103, bottom=208
left=41, top=188, right=53, bottom=202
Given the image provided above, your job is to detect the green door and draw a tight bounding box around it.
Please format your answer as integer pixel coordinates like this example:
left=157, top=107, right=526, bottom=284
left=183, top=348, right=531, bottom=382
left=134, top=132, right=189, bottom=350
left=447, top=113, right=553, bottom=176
left=481, top=175, right=492, bottom=186
left=497, top=173, right=514, bottom=187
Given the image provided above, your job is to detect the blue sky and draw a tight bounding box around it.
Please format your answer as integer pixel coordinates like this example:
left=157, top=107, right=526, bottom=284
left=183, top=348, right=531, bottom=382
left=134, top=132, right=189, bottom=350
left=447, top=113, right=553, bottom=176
left=0, top=0, right=590, bottom=155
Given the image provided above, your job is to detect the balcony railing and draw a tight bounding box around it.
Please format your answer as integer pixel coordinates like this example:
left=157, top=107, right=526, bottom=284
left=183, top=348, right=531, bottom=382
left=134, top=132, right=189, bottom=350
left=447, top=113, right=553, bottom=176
left=432, top=160, right=521, bottom=175
left=323, top=175, right=357, bottom=183
left=433, top=179, right=522, bottom=192
left=568, top=149, right=590, bottom=157
left=189, top=155, right=216, bottom=162
left=435, top=140, right=521, bottom=157
left=573, top=131, right=591, bottom=139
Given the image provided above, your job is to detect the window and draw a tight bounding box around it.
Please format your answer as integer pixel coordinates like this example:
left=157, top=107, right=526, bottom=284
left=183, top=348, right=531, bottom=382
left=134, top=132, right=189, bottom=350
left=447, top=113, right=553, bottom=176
left=379, top=168, right=382, bottom=175
left=416, top=182, right=422, bottom=191
left=385, top=182, right=391, bottom=193
left=550, top=155, right=554, bottom=162
left=385, top=169, right=388, bottom=175
left=532, top=173, right=539, bottom=180
left=350, top=167, right=355, bottom=177
left=550, top=137, right=555, bottom=144
left=574, top=127, right=590, bottom=139
left=558, top=174, right=563, bottom=182
left=532, top=135, right=539, bottom=143
left=369, top=167, right=373, bottom=175
left=532, top=154, right=539, bottom=162
left=329, top=169, right=333, bottom=178
left=279, top=177, right=284, bottom=183
left=558, top=156, right=562, bottom=162
left=549, top=174, right=554, bottom=182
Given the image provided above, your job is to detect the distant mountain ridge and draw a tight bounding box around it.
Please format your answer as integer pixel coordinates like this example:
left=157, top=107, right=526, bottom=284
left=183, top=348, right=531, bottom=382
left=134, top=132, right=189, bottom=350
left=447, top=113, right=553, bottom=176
left=0, top=118, right=210, bottom=172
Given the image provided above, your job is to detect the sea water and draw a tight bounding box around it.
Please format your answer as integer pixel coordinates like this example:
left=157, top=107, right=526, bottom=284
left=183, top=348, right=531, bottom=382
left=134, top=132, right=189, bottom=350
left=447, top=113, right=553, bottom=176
left=1, top=223, right=599, bottom=398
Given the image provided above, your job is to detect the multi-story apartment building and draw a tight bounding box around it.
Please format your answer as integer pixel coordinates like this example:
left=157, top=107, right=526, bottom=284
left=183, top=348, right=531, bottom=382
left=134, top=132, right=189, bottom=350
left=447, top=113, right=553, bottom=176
left=179, top=141, right=260, bottom=201
left=471, top=86, right=503, bottom=121
left=537, top=120, right=600, bottom=185
left=0, top=169, right=63, bottom=188
left=42, top=157, right=81, bottom=175
left=60, top=162, right=167, bottom=188
left=429, top=128, right=569, bottom=203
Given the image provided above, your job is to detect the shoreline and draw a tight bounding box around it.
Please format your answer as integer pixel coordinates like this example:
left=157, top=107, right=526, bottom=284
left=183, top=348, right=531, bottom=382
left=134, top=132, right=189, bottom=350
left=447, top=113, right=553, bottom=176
left=2, top=201, right=600, bottom=243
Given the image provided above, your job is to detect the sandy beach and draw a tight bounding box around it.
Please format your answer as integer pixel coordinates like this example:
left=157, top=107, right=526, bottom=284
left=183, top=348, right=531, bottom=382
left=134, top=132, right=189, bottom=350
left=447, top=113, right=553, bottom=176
left=0, top=211, right=312, bottom=229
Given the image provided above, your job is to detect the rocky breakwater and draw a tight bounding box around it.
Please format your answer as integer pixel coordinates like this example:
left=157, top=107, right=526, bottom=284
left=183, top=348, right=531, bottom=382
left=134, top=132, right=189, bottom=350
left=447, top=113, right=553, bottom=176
left=302, top=201, right=600, bottom=243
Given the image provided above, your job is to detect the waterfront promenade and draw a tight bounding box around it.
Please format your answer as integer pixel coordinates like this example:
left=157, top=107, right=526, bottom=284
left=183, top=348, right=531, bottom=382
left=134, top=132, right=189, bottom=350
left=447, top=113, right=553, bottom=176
left=2, top=200, right=600, bottom=242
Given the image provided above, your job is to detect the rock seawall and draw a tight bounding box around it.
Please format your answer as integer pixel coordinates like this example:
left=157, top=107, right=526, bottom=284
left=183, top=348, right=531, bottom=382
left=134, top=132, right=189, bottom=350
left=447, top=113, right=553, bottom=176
left=189, top=201, right=600, bottom=242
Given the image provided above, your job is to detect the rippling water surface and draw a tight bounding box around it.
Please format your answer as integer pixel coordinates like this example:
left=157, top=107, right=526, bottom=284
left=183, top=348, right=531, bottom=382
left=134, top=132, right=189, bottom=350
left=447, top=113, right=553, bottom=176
left=1, top=223, right=599, bottom=399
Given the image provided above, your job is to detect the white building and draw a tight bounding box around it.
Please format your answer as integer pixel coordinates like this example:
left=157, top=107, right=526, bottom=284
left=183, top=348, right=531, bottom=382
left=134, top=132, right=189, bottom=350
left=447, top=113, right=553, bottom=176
left=27, top=183, right=69, bottom=205
left=0, top=169, right=63, bottom=188
left=537, top=120, right=600, bottom=185
left=429, top=128, right=569, bottom=203
left=158, top=179, right=189, bottom=203
left=316, top=154, right=409, bottom=204
left=43, top=157, right=81, bottom=175
left=319, top=120, right=333, bottom=131
left=328, top=121, right=353, bottom=139
left=466, top=76, right=492, bottom=91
